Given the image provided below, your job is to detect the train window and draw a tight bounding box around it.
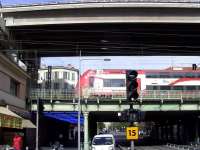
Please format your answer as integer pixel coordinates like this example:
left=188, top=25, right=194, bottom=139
left=171, top=73, right=184, bottom=78
left=159, top=72, right=170, bottom=78
left=185, top=73, right=195, bottom=78
left=103, top=79, right=125, bottom=87
left=146, top=86, right=153, bottom=90
left=146, top=86, right=158, bottom=90
left=160, top=86, right=171, bottom=90
left=197, top=73, right=200, bottom=78
left=146, top=73, right=159, bottom=78
left=185, top=86, right=196, bottom=90
left=89, top=77, right=94, bottom=87
left=173, top=86, right=183, bottom=90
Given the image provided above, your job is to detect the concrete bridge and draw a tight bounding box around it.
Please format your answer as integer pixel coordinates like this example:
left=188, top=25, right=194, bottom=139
left=2, top=1, right=200, bottom=26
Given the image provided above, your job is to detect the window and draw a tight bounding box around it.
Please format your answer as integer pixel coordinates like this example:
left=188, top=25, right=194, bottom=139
left=185, top=73, right=195, bottom=78
left=146, top=73, right=159, bottom=78
left=54, top=83, right=60, bottom=89
left=45, top=72, right=48, bottom=80
left=89, top=77, right=94, bottom=87
left=160, top=86, right=171, bottom=90
left=103, top=79, right=125, bottom=87
left=67, top=72, right=70, bottom=80
left=173, top=86, right=184, bottom=90
left=146, top=86, right=159, bottom=90
left=63, top=72, right=68, bottom=79
left=10, top=79, right=19, bottom=96
left=54, top=71, right=59, bottom=79
left=64, top=83, right=69, bottom=89
left=185, top=86, right=196, bottom=90
left=71, top=73, right=75, bottom=81
left=92, top=137, right=113, bottom=145
left=171, top=73, right=184, bottom=78
left=159, top=72, right=170, bottom=78
left=37, top=84, right=42, bottom=89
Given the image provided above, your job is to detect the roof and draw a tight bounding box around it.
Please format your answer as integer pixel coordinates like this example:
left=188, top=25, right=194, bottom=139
left=39, top=66, right=78, bottom=72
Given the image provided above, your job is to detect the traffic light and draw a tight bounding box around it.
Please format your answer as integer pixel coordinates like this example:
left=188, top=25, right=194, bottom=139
left=126, top=70, right=139, bottom=102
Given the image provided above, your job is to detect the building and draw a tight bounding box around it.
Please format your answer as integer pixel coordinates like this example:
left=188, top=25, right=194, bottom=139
left=0, top=53, right=35, bottom=149
left=36, top=65, right=79, bottom=99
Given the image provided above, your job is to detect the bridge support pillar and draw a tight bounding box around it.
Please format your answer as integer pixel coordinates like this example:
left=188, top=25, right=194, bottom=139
left=195, top=118, right=199, bottom=143
left=83, top=112, right=89, bottom=150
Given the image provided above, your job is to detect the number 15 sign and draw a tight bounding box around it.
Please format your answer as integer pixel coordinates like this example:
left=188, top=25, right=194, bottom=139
left=126, top=127, right=139, bottom=140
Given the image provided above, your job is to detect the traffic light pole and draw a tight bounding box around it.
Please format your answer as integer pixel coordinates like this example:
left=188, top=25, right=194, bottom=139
left=36, top=98, right=39, bottom=150
left=130, top=103, right=134, bottom=150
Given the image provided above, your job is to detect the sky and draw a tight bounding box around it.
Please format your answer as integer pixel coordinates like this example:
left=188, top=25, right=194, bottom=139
left=41, top=56, right=200, bottom=73
left=1, top=0, right=77, bottom=6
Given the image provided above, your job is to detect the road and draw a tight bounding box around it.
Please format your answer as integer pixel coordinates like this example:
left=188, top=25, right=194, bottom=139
left=119, top=145, right=175, bottom=150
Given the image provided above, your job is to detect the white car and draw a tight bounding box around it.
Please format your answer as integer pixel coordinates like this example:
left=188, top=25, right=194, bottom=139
left=91, top=134, right=115, bottom=150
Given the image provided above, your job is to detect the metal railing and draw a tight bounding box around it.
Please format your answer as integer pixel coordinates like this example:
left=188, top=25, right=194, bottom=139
left=30, top=89, right=76, bottom=100
left=30, top=89, right=200, bottom=101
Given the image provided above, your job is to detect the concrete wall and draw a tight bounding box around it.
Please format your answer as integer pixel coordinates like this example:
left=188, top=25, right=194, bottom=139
left=0, top=71, right=10, bottom=93
left=0, top=54, right=29, bottom=108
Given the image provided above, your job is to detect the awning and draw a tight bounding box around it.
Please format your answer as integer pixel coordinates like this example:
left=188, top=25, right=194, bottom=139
left=22, top=119, right=36, bottom=128
left=0, top=106, right=36, bottom=129
left=0, top=106, right=22, bottom=118
left=7, top=105, right=36, bottom=129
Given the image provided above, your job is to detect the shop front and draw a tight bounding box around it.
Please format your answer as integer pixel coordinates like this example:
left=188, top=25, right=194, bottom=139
left=0, top=106, right=23, bottom=149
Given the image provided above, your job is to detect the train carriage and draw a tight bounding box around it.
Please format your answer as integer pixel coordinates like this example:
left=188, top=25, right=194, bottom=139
left=79, top=67, right=200, bottom=99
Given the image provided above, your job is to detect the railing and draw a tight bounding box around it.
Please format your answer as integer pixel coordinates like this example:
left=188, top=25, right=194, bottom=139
left=30, top=89, right=75, bottom=100
left=30, top=89, right=200, bottom=101
left=2, top=0, right=200, bottom=7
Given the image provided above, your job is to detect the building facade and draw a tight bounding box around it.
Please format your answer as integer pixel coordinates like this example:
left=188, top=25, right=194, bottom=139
left=36, top=66, right=78, bottom=99
left=0, top=53, right=34, bottom=149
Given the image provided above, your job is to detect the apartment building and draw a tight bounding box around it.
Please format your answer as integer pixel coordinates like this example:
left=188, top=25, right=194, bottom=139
left=0, top=53, right=35, bottom=149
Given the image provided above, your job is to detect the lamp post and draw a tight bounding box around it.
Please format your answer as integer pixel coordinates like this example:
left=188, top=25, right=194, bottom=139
left=78, top=52, right=110, bottom=150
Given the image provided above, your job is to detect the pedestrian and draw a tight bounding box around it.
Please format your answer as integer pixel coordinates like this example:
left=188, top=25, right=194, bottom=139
left=12, top=133, right=23, bottom=150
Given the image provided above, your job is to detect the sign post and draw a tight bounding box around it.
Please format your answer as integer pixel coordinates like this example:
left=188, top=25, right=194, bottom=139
left=126, top=127, right=139, bottom=150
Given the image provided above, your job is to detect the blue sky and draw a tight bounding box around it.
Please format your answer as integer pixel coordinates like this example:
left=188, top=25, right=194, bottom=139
left=41, top=56, right=200, bottom=73
left=1, top=0, right=76, bottom=6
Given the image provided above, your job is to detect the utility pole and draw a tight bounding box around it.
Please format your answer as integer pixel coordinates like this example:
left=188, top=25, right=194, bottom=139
left=36, top=98, right=39, bottom=150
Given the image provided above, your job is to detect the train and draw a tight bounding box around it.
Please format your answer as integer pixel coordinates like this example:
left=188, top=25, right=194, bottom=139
left=79, top=67, right=200, bottom=99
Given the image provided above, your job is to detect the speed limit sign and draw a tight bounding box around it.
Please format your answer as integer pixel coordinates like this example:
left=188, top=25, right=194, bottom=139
left=126, top=127, right=139, bottom=140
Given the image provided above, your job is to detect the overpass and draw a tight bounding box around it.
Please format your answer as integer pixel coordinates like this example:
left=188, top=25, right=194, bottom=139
left=1, top=1, right=200, bottom=149
left=30, top=89, right=200, bottom=147
left=2, top=1, right=200, bottom=57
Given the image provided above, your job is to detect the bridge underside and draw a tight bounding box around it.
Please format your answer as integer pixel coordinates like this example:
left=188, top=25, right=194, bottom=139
left=6, top=23, right=200, bottom=57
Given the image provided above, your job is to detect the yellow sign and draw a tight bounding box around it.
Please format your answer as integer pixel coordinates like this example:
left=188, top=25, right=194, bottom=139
left=126, top=127, right=139, bottom=140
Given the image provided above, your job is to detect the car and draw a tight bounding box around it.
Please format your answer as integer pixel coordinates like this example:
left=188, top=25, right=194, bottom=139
left=91, top=134, right=115, bottom=150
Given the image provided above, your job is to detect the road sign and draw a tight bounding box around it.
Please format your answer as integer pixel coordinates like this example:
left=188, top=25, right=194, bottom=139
left=126, top=127, right=139, bottom=140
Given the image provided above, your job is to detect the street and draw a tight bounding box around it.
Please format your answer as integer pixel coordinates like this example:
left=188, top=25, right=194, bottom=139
left=119, top=145, right=176, bottom=150
left=40, top=145, right=179, bottom=150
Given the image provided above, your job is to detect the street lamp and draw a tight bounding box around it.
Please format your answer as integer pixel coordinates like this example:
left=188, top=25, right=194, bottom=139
left=78, top=53, right=111, bottom=150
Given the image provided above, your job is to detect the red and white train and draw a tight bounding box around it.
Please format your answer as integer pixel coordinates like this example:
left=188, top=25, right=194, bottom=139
left=79, top=67, right=200, bottom=99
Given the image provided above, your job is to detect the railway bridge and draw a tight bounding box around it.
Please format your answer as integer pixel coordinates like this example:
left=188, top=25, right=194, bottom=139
left=1, top=1, right=200, bottom=149
left=31, top=90, right=200, bottom=147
